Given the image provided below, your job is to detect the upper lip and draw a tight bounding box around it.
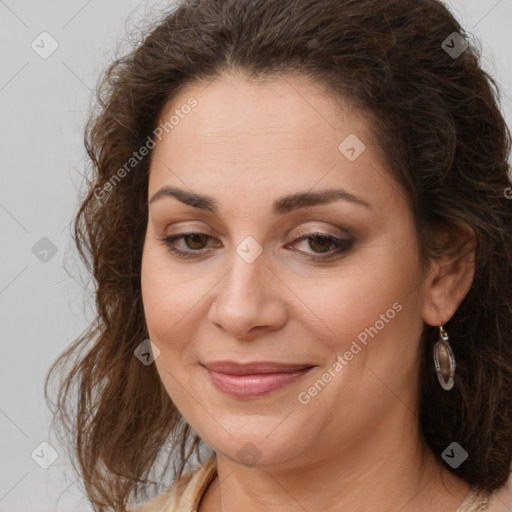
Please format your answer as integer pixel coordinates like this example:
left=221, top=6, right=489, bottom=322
left=203, top=361, right=314, bottom=375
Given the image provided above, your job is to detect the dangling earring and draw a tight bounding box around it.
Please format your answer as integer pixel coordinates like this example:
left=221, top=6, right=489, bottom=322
left=433, top=325, right=456, bottom=390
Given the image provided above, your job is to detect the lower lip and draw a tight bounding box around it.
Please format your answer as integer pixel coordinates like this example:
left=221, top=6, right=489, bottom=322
left=205, top=367, right=314, bottom=398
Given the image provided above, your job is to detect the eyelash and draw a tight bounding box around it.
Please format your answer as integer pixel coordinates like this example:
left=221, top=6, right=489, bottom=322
left=158, top=229, right=355, bottom=262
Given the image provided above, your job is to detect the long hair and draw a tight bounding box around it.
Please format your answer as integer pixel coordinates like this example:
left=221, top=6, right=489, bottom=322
left=45, top=0, right=512, bottom=510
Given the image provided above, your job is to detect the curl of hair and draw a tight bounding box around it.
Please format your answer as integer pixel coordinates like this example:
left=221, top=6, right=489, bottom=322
left=45, top=0, right=512, bottom=510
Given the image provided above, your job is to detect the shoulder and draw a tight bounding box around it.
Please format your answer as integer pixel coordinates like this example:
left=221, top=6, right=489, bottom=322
left=130, top=454, right=217, bottom=512
left=484, top=473, right=512, bottom=512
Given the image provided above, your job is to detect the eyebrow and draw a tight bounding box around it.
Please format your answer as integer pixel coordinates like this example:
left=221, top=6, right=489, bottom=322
left=148, top=186, right=372, bottom=214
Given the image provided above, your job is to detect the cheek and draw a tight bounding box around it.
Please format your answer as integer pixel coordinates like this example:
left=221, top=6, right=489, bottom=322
left=299, top=256, right=421, bottom=383
left=141, top=245, right=198, bottom=404
left=302, top=284, right=399, bottom=368
left=298, top=259, right=409, bottom=341
left=140, top=239, right=218, bottom=356
left=140, top=242, right=185, bottom=344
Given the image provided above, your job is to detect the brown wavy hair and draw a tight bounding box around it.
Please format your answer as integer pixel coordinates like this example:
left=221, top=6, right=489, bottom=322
left=45, top=0, right=512, bottom=510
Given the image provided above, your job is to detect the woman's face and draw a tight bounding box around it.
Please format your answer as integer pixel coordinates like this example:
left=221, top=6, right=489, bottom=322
left=141, top=71, right=432, bottom=468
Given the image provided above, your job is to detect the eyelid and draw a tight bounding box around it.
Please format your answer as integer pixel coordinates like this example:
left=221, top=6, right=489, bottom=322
left=162, top=224, right=216, bottom=241
left=162, top=222, right=353, bottom=244
left=290, top=223, right=353, bottom=240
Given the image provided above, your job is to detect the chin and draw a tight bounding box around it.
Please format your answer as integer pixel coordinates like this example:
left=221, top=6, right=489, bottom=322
left=192, top=412, right=309, bottom=469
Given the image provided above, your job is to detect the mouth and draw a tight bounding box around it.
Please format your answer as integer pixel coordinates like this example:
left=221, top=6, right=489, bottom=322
left=202, top=361, right=316, bottom=399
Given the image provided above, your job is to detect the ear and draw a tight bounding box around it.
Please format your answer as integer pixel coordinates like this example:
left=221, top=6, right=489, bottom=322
left=422, top=221, right=476, bottom=327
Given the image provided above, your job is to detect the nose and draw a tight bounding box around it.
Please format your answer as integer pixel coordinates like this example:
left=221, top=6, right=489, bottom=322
left=207, top=247, right=288, bottom=340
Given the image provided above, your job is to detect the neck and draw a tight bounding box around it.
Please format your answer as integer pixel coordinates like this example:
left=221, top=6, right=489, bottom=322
left=199, top=414, right=471, bottom=512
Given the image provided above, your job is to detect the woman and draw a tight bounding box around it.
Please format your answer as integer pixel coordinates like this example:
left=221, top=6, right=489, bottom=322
left=45, top=0, right=512, bottom=511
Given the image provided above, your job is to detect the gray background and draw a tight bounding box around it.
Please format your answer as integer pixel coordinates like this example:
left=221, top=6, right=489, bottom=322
left=1, top=1, right=511, bottom=510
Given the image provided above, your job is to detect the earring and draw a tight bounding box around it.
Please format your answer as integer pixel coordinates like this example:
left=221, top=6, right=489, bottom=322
left=433, top=325, right=456, bottom=390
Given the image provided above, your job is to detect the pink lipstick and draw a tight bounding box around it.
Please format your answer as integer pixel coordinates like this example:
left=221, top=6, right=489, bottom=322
left=203, top=361, right=314, bottom=398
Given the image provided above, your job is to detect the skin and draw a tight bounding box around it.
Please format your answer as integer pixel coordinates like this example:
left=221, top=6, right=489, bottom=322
left=140, top=71, right=477, bottom=512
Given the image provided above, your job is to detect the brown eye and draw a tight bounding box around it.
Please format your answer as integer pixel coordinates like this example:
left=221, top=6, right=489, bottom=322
left=307, top=235, right=337, bottom=253
left=182, top=233, right=209, bottom=250
left=290, top=232, right=355, bottom=261
left=159, top=232, right=218, bottom=259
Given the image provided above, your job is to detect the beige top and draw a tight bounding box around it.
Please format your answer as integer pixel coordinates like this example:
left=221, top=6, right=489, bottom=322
left=131, top=455, right=512, bottom=512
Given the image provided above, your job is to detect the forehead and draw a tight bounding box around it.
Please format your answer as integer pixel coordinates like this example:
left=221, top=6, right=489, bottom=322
left=155, top=72, right=360, bottom=151
left=148, top=71, right=401, bottom=212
